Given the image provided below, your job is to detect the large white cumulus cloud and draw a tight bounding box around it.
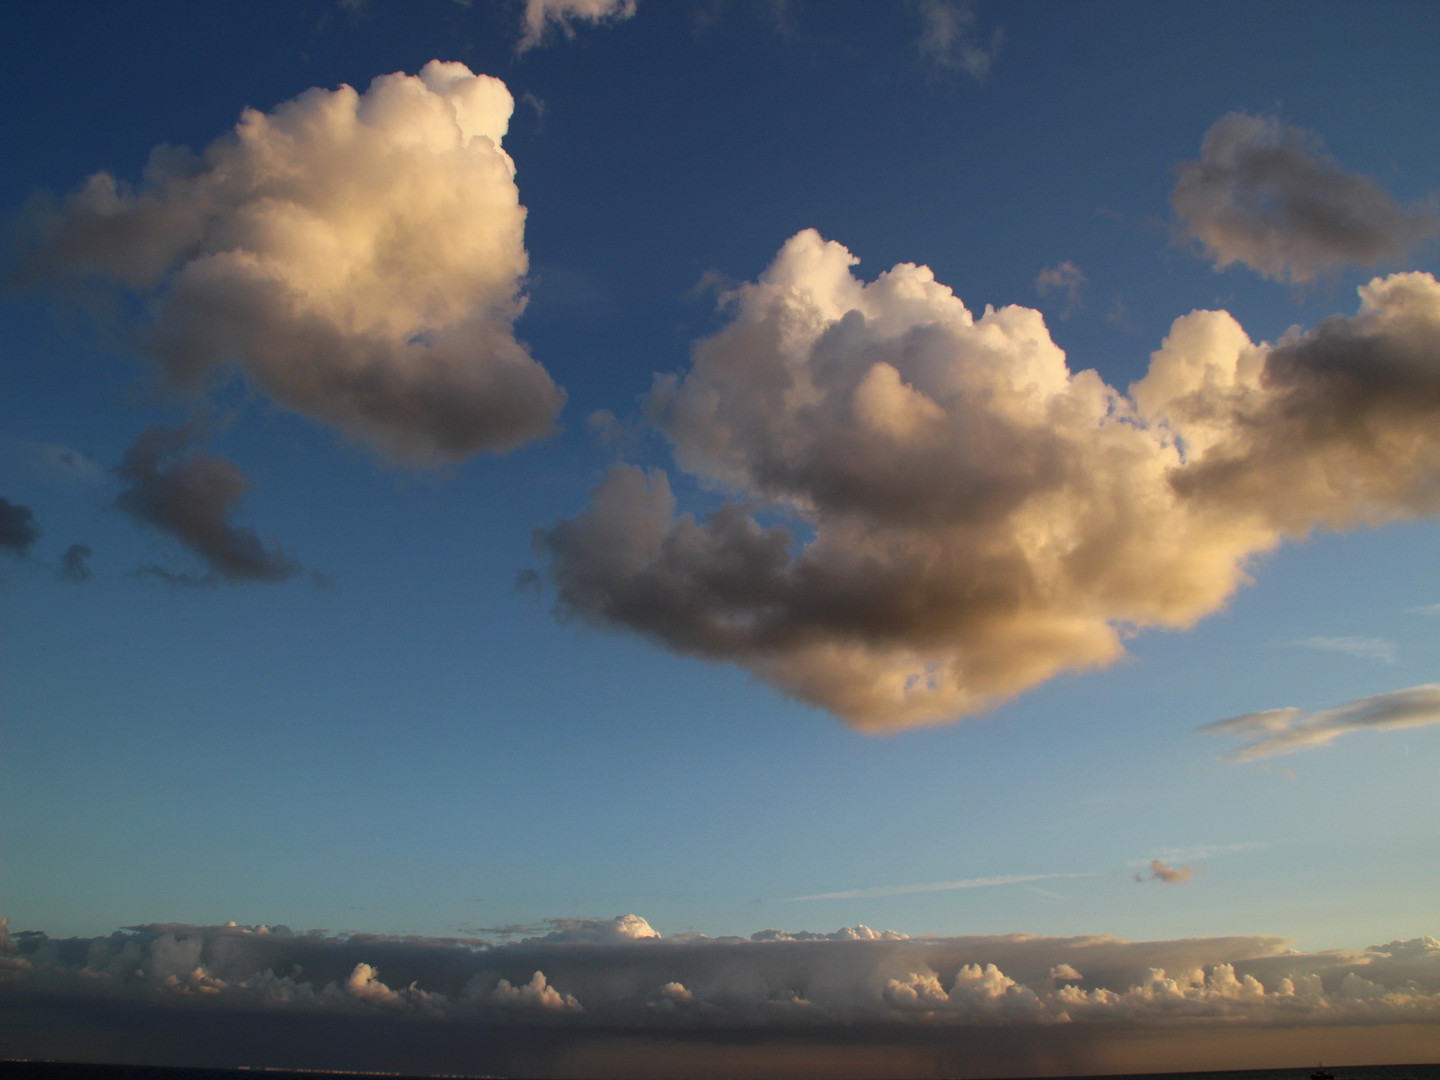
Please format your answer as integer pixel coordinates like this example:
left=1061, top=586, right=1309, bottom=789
left=13, top=61, right=563, bottom=462
left=540, top=230, right=1440, bottom=730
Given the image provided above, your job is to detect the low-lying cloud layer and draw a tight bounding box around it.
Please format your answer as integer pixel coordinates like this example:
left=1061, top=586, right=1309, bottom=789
left=1173, top=112, right=1438, bottom=283
left=540, top=229, right=1440, bottom=730
left=11, top=61, right=563, bottom=462
left=1204, top=683, right=1440, bottom=762
left=5, top=916, right=1440, bottom=1057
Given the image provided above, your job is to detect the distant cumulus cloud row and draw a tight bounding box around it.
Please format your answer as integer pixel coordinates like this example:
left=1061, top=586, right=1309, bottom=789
left=6, top=916, right=1440, bottom=1042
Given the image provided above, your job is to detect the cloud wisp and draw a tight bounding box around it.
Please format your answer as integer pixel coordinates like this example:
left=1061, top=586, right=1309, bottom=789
left=1203, top=684, right=1440, bottom=762
left=540, top=229, right=1440, bottom=731
left=10, top=62, right=564, bottom=463
left=116, top=424, right=302, bottom=585
left=1035, top=261, right=1086, bottom=319
left=915, top=0, right=1003, bottom=82
left=1172, top=112, right=1438, bottom=283
left=518, top=0, right=637, bottom=52
left=787, top=872, right=1095, bottom=902
left=1291, top=635, right=1397, bottom=664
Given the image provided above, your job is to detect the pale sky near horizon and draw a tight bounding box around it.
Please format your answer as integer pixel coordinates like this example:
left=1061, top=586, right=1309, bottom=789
left=2, top=2, right=1440, bottom=1074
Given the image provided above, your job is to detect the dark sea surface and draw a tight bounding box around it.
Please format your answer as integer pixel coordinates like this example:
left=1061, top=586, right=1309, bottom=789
left=1, top=1062, right=1438, bottom=1080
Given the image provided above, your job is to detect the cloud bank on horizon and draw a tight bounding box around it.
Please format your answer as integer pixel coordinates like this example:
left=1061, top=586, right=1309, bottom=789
left=540, top=225, right=1440, bottom=730
left=9, top=61, right=563, bottom=464
left=5, top=915, right=1440, bottom=1035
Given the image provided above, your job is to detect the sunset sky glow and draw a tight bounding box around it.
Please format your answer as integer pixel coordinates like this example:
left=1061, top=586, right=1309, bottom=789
left=2, top=2, right=1440, bottom=1076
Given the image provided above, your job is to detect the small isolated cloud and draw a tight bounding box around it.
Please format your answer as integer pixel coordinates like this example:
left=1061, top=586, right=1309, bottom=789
left=116, top=424, right=302, bottom=585
left=1135, top=860, right=1194, bottom=885
left=915, top=0, right=1002, bottom=82
left=1050, top=963, right=1083, bottom=983
left=1292, top=635, right=1397, bottom=664
left=540, top=229, right=1440, bottom=731
left=11, top=62, right=563, bottom=463
left=787, top=873, right=1094, bottom=902
left=1203, top=683, right=1440, bottom=761
left=1035, top=261, right=1086, bottom=319
left=0, top=497, right=40, bottom=557
left=1407, top=602, right=1440, bottom=615
left=518, top=0, right=637, bottom=52
left=58, top=542, right=93, bottom=582
left=1172, top=112, right=1439, bottom=283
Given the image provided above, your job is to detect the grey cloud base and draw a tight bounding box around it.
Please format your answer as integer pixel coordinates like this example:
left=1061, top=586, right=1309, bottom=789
left=4, top=918, right=1440, bottom=1078
left=540, top=231, right=1440, bottom=730
left=1172, top=112, right=1438, bottom=283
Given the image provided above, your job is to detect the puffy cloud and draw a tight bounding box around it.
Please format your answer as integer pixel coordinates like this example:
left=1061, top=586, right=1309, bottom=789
left=1291, top=636, right=1397, bottom=664
left=0, top=497, right=40, bottom=557
left=915, top=0, right=1003, bottom=82
left=522, top=914, right=661, bottom=945
left=1035, top=261, right=1086, bottom=319
left=540, top=230, right=1440, bottom=730
left=518, top=0, right=637, bottom=52
left=491, top=970, right=583, bottom=1012
left=1202, top=683, right=1440, bottom=762
left=116, top=423, right=302, bottom=585
left=1172, top=112, right=1438, bottom=283
left=1137, top=860, right=1194, bottom=885
left=12, top=62, right=563, bottom=463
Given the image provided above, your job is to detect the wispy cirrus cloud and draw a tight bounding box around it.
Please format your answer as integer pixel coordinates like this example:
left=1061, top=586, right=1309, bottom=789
left=787, top=872, right=1095, bottom=902
left=1291, top=636, right=1398, bottom=664
left=1203, top=684, right=1440, bottom=762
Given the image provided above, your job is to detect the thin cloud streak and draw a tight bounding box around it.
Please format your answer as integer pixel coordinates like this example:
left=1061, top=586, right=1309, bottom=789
left=787, top=872, right=1095, bottom=902
left=1291, top=635, right=1397, bottom=664
left=1203, top=684, right=1440, bottom=761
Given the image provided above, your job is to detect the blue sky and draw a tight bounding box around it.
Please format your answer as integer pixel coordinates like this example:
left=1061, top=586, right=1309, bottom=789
left=3, top=2, right=1440, bottom=1074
